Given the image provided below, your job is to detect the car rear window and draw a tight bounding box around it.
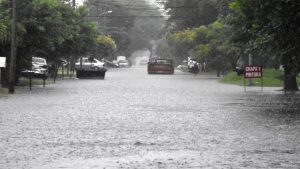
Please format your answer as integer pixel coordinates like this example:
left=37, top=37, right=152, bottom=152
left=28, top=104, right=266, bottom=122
left=33, top=58, right=46, bottom=64
left=155, top=59, right=172, bottom=64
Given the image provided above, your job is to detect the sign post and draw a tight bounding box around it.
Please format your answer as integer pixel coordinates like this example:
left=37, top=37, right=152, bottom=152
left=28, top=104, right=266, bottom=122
left=0, top=57, right=7, bottom=88
left=244, top=65, right=263, bottom=92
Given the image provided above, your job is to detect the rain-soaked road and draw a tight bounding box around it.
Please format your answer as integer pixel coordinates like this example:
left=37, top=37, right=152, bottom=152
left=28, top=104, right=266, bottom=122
left=0, top=67, right=300, bottom=169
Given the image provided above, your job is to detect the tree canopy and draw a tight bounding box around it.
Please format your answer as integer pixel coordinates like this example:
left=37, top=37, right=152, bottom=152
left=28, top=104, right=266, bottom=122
left=161, top=0, right=219, bottom=31
left=229, top=0, right=300, bottom=90
left=157, top=0, right=299, bottom=90
left=0, top=0, right=117, bottom=85
left=85, top=0, right=165, bottom=57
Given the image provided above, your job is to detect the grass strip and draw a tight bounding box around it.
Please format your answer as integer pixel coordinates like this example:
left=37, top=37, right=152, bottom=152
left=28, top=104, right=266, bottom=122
left=221, top=68, right=300, bottom=87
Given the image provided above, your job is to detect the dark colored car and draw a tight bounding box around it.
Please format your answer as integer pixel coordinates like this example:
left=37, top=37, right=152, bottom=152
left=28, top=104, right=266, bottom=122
left=147, top=58, right=174, bottom=74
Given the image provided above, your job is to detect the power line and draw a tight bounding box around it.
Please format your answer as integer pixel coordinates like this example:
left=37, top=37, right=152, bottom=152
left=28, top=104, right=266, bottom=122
left=86, top=15, right=167, bottom=18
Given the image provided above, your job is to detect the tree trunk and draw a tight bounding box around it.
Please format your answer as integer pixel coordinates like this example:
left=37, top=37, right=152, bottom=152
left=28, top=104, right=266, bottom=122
left=231, top=62, right=237, bottom=71
left=8, top=0, right=18, bottom=93
left=284, top=66, right=298, bottom=91
left=67, top=57, right=70, bottom=76
left=217, top=68, right=220, bottom=77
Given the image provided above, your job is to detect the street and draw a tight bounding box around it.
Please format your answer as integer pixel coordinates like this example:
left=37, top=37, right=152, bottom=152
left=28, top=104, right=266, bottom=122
left=0, top=67, right=300, bottom=169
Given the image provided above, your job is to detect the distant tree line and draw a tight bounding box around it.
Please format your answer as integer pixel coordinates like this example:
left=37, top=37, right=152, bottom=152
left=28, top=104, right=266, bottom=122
left=85, top=0, right=165, bottom=58
left=156, top=0, right=299, bottom=91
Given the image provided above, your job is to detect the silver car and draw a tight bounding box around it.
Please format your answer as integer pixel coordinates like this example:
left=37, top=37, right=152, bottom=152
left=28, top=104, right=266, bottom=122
left=32, top=57, right=48, bottom=75
left=75, top=57, right=105, bottom=70
left=118, top=60, right=130, bottom=68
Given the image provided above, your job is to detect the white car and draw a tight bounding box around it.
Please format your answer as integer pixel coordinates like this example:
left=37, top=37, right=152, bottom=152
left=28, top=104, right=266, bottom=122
left=177, top=64, right=189, bottom=72
left=32, top=57, right=47, bottom=67
left=32, top=57, right=48, bottom=75
left=75, top=57, right=106, bottom=70
left=21, top=57, right=48, bottom=78
left=118, top=60, right=130, bottom=68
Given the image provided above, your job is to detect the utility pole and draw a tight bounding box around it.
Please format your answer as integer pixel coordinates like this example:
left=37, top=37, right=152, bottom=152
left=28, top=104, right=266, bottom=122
left=9, top=0, right=17, bottom=94
left=248, top=53, right=253, bottom=86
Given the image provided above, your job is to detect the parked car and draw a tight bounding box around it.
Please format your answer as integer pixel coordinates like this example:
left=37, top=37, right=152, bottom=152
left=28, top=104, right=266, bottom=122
left=31, top=57, right=48, bottom=75
left=118, top=60, right=130, bottom=68
left=21, top=57, right=48, bottom=78
left=32, top=57, right=47, bottom=67
left=177, top=64, right=189, bottom=72
left=117, top=56, right=126, bottom=62
left=32, top=63, right=48, bottom=75
left=102, top=59, right=119, bottom=68
left=74, top=57, right=105, bottom=70
left=235, top=66, right=244, bottom=76
left=74, top=57, right=107, bottom=79
left=148, top=58, right=174, bottom=74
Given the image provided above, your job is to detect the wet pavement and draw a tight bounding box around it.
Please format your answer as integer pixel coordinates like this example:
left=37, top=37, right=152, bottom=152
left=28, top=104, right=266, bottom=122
left=0, top=67, right=299, bottom=169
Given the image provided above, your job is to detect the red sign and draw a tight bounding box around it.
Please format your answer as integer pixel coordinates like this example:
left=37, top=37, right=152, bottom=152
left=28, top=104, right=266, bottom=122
left=244, top=65, right=263, bottom=78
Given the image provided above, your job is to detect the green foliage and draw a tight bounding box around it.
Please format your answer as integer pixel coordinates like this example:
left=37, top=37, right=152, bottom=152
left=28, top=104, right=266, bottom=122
left=165, top=29, right=199, bottom=61
left=229, top=0, right=300, bottom=62
left=16, top=0, right=82, bottom=63
left=0, top=1, right=9, bottom=43
left=162, top=0, right=219, bottom=31
left=96, top=35, right=116, bottom=49
left=168, top=29, right=197, bottom=43
left=159, top=0, right=238, bottom=70
left=229, top=0, right=300, bottom=90
left=95, top=35, right=117, bottom=59
left=86, top=0, right=165, bottom=56
left=0, top=0, right=104, bottom=85
left=160, top=0, right=298, bottom=89
left=195, top=44, right=212, bottom=60
left=165, top=18, right=244, bottom=75
left=32, top=0, right=61, bottom=7
left=210, top=0, right=234, bottom=17
left=53, top=5, right=98, bottom=62
left=0, top=19, right=8, bottom=43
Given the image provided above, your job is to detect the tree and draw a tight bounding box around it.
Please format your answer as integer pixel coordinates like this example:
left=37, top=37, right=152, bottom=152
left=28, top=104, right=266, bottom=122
left=165, top=20, right=243, bottom=76
left=0, top=0, right=11, bottom=53
left=210, top=0, right=234, bottom=17
left=52, top=5, right=98, bottom=68
left=156, top=0, right=235, bottom=68
left=229, top=0, right=300, bottom=90
left=85, top=0, right=165, bottom=58
left=161, top=0, right=219, bottom=31
left=94, top=35, right=116, bottom=60
left=0, top=4, right=9, bottom=43
left=0, top=0, right=100, bottom=86
left=166, top=28, right=198, bottom=62
left=85, top=0, right=134, bottom=56
left=191, top=23, right=229, bottom=76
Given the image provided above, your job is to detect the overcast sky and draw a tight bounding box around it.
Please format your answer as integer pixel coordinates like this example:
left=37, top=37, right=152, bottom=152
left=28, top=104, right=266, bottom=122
left=76, top=0, right=84, bottom=6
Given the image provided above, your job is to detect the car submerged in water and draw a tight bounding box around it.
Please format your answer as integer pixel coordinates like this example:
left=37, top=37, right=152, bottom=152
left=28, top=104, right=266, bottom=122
left=74, top=57, right=107, bottom=79
left=147, top=58, right=174, bottom=74
left=31, top=57, right=48, bottom=75
left=118, top=60, right=130, bottom=68
left=74, top=57, right=105, bottom=70
left=21, top=57, right=49, bottom=79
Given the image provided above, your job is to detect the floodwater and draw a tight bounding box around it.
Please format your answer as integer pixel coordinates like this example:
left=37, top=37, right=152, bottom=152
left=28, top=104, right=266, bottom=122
left=0, top=67, right=299, bottom=169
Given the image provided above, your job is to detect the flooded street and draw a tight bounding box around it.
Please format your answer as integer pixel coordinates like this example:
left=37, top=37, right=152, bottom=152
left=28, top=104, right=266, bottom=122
left=0, top=67, right=299, bottom=169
